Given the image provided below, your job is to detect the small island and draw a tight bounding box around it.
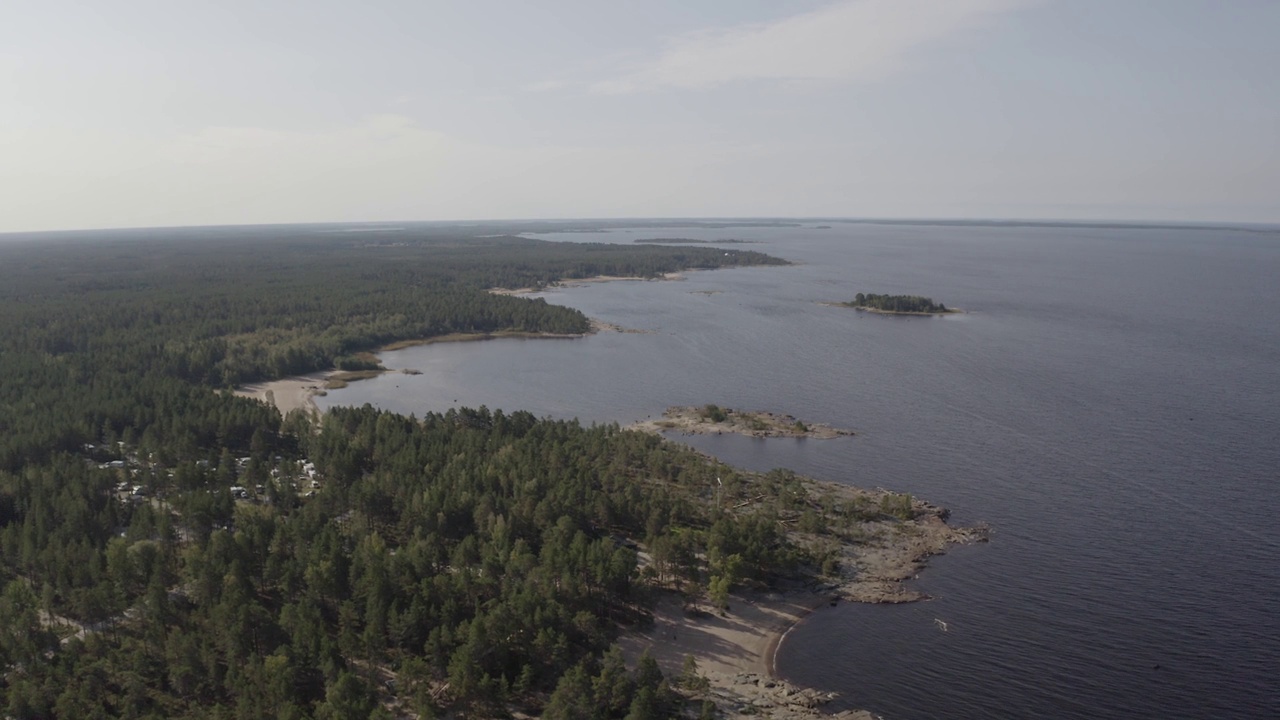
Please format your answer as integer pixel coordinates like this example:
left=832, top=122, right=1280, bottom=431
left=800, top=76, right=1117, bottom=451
left=631, top=404, right=855, bottom=439
left=843, top=293, right=958, bottom=315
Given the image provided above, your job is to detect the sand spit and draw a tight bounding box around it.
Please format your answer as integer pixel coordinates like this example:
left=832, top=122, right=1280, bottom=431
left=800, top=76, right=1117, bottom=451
left=558, top=271, right=687, bottom=287
left=487, top=272, right=689, bottom=296
left=234, top=368, right=429, bottom=415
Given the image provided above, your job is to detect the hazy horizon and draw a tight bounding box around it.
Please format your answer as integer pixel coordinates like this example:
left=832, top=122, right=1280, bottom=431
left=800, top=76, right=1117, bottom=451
left=6, top=215, right=1280, bottom=242
left=5, top=0, right=1279, bottom=232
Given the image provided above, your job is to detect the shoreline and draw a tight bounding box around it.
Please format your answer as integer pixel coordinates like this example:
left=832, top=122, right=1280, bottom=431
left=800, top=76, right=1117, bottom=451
left=378, top=329, right=588, bottom=351
left=623, top=475, right=987, bottom=718
left=620, top=590, right=852, bottom=718
left=234, top=381, right=985, bottom=719
left=378, top=315, right=647, bottom=352
left=765, top=597, right=827, bottom=679
left=488, top=271, right=688, bottom=296
left=233, top=319, right=642, bottom=415
left=233, top=367, right=426, bottom=415
left=238, top=378, right=979, bottom=720
left=231, top=292, right=982, bottom=718
left=241, top=273, right=675, bottom=412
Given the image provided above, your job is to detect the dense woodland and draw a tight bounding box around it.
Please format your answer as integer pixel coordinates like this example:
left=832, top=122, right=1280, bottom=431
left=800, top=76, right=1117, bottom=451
left=845, top=293, right=951, bottom=314
left=0, top=223, right=837, bottom=718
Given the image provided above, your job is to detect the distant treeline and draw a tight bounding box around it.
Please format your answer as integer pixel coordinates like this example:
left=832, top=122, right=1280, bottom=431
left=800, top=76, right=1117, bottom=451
left=846, top=293, right=951, bottom=314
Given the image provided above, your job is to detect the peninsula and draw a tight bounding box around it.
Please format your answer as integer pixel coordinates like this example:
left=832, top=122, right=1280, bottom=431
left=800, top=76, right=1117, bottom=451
left=842, top=293, right=958, bottom=315
left=0, top=222, right=981, bottom=720
left=632, top=404, right=855, bottom=439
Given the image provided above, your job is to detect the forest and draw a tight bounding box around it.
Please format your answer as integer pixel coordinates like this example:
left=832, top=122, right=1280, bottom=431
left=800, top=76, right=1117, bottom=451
left=845, top=293, right=952, bottom=314
left=0, top=223, right=863, bottom=718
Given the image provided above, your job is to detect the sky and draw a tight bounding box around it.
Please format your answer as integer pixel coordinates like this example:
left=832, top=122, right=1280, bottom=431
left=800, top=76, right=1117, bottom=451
left=3, top=0, right=1279, bottom=232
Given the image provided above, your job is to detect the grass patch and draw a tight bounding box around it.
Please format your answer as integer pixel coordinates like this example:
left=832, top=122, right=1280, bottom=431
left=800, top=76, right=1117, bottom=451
left=379, top=338, right=438, bottom=351
left=325, top=369, right=384, bottom=389
left=380, top=329, right=585, bottom=351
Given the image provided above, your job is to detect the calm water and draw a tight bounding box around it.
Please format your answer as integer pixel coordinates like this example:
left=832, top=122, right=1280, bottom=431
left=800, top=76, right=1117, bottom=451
left=319, top=222, right=1280, bottom=719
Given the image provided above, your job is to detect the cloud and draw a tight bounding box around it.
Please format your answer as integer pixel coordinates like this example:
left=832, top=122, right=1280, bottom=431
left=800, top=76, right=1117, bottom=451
left=591, top=0, right=1030, bottom=94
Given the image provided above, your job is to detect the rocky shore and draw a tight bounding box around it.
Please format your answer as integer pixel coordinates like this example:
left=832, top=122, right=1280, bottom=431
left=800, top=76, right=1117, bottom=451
left=623, top=474, right=989, bottom=719
left=700, top=672, right=874, bottom=720
left=630, top=405, right=855, bottom=439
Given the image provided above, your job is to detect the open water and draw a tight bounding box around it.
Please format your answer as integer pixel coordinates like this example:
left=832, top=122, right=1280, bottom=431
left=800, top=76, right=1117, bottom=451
left=319, top=221, right=1280, bottom=719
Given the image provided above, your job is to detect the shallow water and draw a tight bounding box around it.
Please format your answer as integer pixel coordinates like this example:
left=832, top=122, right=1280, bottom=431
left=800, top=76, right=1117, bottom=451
left=320, top=222, right=1280, bottom=719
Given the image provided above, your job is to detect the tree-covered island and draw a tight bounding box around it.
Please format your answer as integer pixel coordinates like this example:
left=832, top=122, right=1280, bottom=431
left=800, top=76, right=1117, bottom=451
left=842, top=293, right=957, bottom=315
left=0, top=223, right=981, bottom=718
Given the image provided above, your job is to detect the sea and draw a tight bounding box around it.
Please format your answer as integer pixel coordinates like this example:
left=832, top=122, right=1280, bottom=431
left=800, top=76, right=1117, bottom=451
left=317, top=221, right=1280, bottom=720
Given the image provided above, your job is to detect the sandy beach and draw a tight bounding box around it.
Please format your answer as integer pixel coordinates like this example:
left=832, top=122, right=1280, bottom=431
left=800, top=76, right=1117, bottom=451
left=620, top=591, right=870, bottom=719
left=233, top=371, right=332, bottom=416
left=621, top=591, right=825, bottom=679
left=623, top=480, right=986, bottom=718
